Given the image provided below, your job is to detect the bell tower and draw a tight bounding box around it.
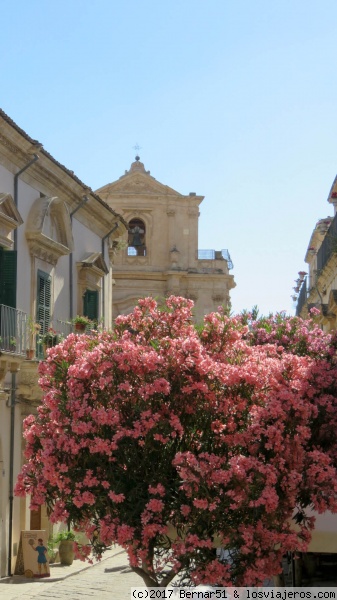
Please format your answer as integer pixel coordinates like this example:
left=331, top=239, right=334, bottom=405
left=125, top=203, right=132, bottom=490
left=96, top=157, right=235, bottom=321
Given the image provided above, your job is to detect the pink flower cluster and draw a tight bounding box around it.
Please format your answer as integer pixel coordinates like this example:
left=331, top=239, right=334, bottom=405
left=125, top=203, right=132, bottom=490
left=15, top=296, right=337, bottom=587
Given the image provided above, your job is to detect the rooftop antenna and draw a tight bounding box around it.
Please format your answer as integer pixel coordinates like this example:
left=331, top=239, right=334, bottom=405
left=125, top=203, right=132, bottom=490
left=132, top=143, right=142, bottom=161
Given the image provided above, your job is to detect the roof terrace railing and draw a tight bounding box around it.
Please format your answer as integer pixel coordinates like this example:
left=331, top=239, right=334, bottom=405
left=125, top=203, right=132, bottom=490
left=197, top=249, right=234, bottom=270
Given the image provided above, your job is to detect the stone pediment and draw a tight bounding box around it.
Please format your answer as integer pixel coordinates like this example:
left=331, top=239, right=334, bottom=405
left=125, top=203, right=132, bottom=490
left=96, top=159, right=183, bottom=198
left=98, top=173, right=183, bottom=197
left=0, top=192, right=24, bottom=248
left=26, top=196, right=74, bottom=265
left=78, top=252, right=109, bottom=276
left=77, top=252, right=108, bottom=291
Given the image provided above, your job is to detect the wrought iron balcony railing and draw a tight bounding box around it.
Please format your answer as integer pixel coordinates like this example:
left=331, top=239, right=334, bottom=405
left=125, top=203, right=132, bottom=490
left=0, top=305, right=93, bottom=360
left=36, top=319, right=95, bottom=359
left=0, top=304, right=28, bottom=355
left=54, top=319, right=75, bottom=339
left=317, top=212, right=337, bottom=273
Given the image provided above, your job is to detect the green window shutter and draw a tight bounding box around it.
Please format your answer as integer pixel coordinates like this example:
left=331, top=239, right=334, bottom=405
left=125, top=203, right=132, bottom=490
left=83, top=290, right=98, bottom=321
left=0, top=248, right=17, bottom=308
left=36, top=270, right=51, bottom=335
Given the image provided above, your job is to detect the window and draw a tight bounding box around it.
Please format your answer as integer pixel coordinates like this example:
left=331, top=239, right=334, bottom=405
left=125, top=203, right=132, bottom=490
left=128, top=218, right=146, bottom=256
left=0, top=247, right=17, bottom=308
left=83, top=289, right=98, bottom=322
left=0, top=248, right=17, bottom=351
left=36, top=270, right=51, bottom=357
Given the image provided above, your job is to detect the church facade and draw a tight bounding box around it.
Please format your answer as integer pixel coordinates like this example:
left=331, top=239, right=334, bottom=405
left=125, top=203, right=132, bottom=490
left=97, top=157, right=235, bottom=322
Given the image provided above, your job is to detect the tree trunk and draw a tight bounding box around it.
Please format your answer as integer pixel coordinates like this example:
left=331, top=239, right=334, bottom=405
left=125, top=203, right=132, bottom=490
left=131, top=566, right=159, bottom=587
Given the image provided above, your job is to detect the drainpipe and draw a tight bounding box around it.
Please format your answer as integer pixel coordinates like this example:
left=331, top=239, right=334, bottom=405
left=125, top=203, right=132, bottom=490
left=8, top=154, right=39, bottom=576
left=69, top=196, right=89, bottom=320
left=101, top=223, right=119, bottom=326
left=7, top=370, right=19, bottom=576
left=13, top=154, right=39, bottom=251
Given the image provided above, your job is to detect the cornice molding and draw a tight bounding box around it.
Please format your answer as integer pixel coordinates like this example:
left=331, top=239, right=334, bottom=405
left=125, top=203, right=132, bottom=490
left=0, top=132, right=21, bottom=156
left=26, top=237, right=68, bottom=265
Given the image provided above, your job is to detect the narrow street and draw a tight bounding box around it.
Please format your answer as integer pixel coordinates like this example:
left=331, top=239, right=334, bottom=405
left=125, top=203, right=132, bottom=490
left=0, top=549, right=142, bottom=600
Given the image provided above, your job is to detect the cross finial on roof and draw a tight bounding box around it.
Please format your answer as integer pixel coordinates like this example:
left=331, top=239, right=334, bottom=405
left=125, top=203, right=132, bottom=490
left=132, top=143, right=142, bottom=161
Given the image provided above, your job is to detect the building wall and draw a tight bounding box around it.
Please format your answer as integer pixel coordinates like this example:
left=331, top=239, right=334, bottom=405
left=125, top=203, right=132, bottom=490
left=0, top=164, right=13, bottom=194
left=297, top=203, right=337, bottom=331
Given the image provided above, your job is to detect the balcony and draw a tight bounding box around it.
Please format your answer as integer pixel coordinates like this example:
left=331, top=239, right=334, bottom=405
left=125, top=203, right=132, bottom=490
left=0, top=304, right=28, bottom=356
left=197, top=249, right=233, bottom=269
left=317, top=213, right=337, bottom=272
left=0, top=305, right=92, bottom=360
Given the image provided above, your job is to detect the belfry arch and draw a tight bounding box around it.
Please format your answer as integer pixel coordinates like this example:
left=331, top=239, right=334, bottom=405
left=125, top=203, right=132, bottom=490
left=128, top=218, right=146, bottom=256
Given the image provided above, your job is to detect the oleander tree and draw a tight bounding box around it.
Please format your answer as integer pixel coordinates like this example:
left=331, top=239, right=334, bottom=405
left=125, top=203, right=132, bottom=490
left=15, top=297, right=337, bottom=587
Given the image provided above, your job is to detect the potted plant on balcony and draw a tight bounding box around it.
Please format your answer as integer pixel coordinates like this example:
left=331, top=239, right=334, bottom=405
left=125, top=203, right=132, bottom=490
left=41, top=328, right=60, bottom=357
left=9, top=337, right=17, bottom=352
left=72, top=315, right=91, bottom=333
left=51, top=530, right=77, bottom=566
left=26, top=317, right=40, bottom=360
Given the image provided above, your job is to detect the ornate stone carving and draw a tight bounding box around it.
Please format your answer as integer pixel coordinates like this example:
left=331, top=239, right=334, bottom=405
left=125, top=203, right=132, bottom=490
left=17, top=362, right=43, bottom=402
left=212, top=294, right=225, bottom=303
left=25, top=240, right=59, bottom=265
left=0, top=132, right=19, bottom=155
left=97, top=159, right=184, bottom=198
left=186, top=292, right=198, bottom=302
left=188, top=207, right=200, bottom=217
left=126, top=256, right=148, bottom=265
left=116, top=180, right=162, bottom=195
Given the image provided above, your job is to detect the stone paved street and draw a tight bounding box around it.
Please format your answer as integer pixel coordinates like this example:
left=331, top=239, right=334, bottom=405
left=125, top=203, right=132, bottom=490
left=0, top=548, right=143, bottom=600
left=3, top=545, right=335, bottom=600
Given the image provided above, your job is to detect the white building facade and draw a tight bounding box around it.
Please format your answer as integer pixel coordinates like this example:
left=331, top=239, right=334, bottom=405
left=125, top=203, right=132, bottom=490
left=0, top=109, right=126, bottom=576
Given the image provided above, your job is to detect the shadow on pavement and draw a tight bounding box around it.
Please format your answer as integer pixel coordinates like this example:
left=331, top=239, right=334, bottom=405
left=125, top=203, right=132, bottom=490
left=104, top=565, right=129, bottom=573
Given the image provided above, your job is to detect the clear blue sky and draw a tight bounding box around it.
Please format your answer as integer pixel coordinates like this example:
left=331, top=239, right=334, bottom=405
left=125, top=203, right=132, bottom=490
left=1, top=0, right=337, bottom=316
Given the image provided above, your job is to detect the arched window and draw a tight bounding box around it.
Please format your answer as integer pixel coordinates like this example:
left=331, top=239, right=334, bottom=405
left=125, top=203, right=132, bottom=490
left=128, top=218, right=146, bottom=256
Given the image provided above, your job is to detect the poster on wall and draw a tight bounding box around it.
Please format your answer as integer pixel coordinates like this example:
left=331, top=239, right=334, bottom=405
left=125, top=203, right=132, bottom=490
left=14, top=530, right=50, bottom=578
